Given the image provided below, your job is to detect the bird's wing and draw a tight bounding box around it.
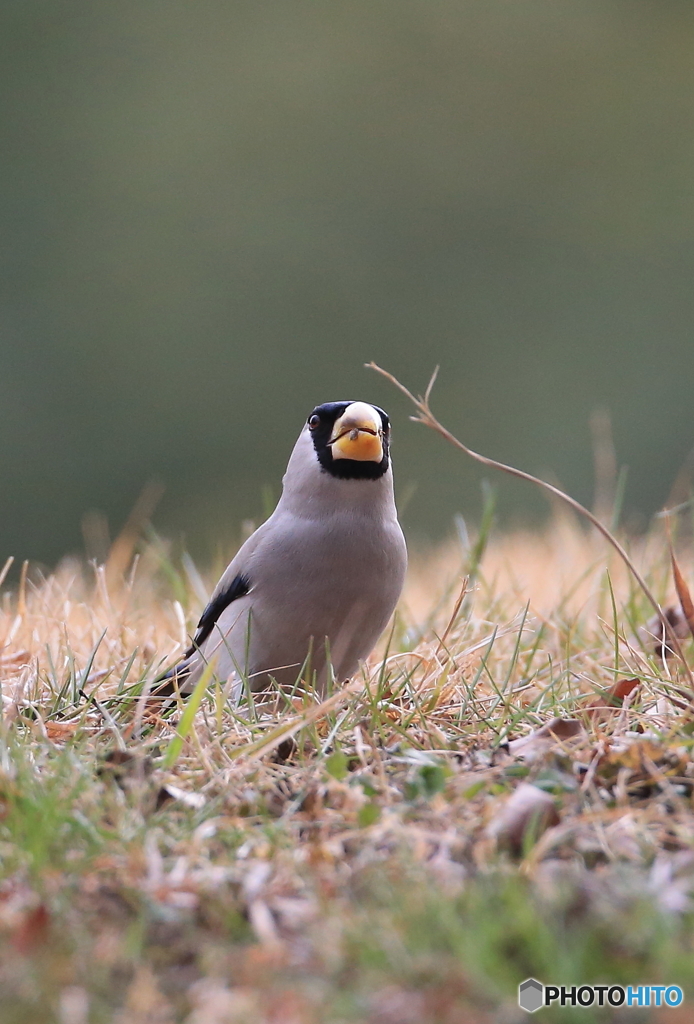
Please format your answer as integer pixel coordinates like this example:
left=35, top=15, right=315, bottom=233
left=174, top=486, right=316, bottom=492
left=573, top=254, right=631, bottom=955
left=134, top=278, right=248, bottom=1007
left=183, top=518, right=278, bottom=655
left=151, top=571, right=250, bottom=698
left=151, top=522, right=271, bottom=697
left=183, top=571, right=251, bottom=658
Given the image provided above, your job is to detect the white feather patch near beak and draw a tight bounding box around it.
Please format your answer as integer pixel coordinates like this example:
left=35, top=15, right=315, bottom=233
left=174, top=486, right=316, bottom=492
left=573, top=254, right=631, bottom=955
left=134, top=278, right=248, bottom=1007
left=329, top=402, right=384, bottom=462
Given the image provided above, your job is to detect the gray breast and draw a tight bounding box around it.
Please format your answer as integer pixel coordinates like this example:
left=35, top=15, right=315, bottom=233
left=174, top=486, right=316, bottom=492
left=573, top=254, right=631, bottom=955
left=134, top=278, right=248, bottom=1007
left=203, top=508, right=406, bottom=694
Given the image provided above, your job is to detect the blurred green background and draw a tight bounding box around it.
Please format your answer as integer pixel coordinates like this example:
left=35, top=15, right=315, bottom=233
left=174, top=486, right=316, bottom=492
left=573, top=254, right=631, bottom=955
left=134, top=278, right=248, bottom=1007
left=3, top=0, right=694, bottom=566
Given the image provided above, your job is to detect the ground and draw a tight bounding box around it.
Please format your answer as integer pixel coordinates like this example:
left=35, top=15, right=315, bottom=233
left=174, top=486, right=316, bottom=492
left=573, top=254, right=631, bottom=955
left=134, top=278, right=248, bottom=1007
left=1, top=513, right=694, bottom=1024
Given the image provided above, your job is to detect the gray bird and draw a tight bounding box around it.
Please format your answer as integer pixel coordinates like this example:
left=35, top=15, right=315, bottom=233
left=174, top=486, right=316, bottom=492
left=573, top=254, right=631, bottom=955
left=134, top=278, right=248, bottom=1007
left=156, top=400, right=407, bottom=701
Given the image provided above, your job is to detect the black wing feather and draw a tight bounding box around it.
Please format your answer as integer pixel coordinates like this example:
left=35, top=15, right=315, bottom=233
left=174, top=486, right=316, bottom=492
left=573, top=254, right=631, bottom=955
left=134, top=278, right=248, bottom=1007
left=152, top=572, right=251, bottom=698
left=184, top=572, right=251, bottom=657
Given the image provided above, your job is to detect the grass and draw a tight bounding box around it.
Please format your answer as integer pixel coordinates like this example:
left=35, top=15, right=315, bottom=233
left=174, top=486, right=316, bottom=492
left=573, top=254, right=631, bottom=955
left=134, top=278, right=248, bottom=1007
left=2, top=512, right=694, bottom=1023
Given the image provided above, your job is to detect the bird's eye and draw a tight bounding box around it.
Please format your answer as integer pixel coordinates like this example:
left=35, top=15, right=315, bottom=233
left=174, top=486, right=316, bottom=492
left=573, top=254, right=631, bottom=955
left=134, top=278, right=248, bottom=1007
left=308, top=414, right=320, bottom=429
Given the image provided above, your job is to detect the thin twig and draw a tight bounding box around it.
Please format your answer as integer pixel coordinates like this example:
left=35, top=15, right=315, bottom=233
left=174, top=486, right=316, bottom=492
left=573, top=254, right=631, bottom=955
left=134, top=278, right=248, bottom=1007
left=367, top=361, right=694, bottom=691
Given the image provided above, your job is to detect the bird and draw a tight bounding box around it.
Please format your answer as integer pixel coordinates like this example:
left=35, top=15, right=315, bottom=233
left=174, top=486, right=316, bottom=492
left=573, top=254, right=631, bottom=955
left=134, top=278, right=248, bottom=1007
left=155, top=400, right=407, bottom=702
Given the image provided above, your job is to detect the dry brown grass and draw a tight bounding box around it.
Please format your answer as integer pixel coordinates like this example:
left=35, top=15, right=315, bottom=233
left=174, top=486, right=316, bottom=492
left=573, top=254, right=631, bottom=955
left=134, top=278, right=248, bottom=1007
left=1, top=517, right=694, bottom=1022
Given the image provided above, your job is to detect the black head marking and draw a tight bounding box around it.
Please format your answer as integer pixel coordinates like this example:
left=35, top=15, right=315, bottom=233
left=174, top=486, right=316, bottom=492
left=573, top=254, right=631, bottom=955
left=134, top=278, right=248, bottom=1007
left=306, top=401, right=390, bottom=480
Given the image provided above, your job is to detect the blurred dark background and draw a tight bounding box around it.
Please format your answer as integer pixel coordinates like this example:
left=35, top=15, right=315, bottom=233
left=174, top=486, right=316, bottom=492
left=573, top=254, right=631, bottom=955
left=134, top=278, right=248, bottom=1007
left=3, top=0, right=694, bottom=566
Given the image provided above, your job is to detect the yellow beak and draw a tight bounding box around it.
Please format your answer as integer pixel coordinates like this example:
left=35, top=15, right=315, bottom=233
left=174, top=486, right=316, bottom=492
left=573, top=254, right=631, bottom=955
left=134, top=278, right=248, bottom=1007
left=329, top=402, right=384, bottom=463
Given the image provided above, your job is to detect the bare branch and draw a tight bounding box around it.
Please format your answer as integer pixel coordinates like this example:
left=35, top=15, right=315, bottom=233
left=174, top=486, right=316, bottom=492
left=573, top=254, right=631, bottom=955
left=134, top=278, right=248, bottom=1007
left=368, top=361, right=694, bottom=691
left=424, top=365, right=440, bottom=406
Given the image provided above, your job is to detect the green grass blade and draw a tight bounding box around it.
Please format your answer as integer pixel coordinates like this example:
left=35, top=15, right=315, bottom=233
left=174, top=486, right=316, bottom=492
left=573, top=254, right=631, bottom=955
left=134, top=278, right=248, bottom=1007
left=162, top=658, right=217, bottom=768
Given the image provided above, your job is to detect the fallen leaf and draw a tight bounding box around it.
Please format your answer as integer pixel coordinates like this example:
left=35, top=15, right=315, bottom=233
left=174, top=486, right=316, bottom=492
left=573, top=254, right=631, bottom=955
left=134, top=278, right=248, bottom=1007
left=508, top=718, right=584, bottom=761
left=672, top=549, right=694, bottom=638
left=44, top=720, right=79, bottom=742
left=641, top=606, right=691, bottom=660
left=12, top=903, right=50, bottom=954
left=486, top=783, right=560, bottom=856
left=155, top=784, right=206, bottom=810
left=581, top=678, right=640, bottom=719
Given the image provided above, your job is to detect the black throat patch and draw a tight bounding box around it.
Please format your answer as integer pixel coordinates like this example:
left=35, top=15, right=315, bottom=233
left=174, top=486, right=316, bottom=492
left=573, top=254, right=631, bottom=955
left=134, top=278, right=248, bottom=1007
left=307, top=401, right=390, bottom=480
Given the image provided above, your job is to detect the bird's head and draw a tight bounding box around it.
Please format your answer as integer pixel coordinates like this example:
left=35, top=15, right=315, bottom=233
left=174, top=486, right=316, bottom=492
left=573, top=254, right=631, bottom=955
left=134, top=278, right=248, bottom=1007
left=306, top=401, right=391, bottom=480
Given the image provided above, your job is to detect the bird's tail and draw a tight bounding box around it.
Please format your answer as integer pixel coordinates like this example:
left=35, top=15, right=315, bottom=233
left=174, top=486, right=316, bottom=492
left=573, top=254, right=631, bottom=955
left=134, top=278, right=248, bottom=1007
left=150, top=656, right=193, bottom=700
